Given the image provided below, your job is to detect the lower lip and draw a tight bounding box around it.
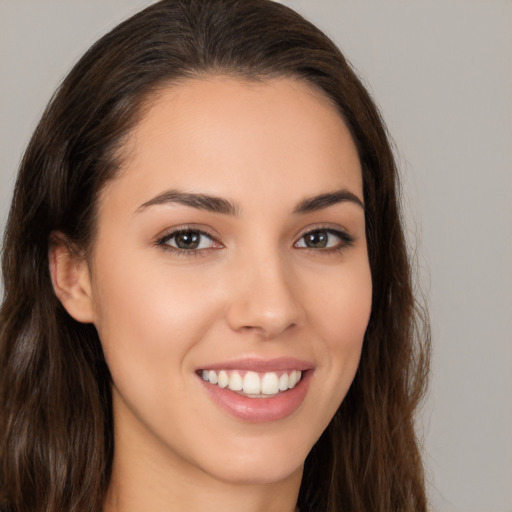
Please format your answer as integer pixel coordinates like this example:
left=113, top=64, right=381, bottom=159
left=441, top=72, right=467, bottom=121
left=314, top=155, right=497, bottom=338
left=199, top=371, right=312, bottom=423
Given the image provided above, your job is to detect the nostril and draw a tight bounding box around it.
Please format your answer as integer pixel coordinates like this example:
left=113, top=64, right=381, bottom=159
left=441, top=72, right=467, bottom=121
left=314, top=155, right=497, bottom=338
left=237, top=322, right=297, bottom=338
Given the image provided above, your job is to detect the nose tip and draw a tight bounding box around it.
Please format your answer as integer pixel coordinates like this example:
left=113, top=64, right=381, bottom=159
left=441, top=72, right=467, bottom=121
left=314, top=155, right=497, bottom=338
left=233, top=304, right=298, bottom=339
left=225, top=260, right=304, bottom=339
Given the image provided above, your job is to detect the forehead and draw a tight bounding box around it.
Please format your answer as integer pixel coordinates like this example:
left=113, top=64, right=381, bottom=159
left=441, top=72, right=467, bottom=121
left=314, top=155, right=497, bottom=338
left=101, top=76, right=362, bottom=213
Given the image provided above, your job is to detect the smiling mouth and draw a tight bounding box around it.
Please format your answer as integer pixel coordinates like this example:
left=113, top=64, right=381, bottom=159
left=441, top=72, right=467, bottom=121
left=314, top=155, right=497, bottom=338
left=199, top=369, right=303, bottom=398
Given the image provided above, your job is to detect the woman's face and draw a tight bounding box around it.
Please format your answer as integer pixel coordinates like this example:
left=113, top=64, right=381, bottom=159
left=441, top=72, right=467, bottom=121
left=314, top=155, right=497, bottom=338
left=86, top=77, right=372, bottom=485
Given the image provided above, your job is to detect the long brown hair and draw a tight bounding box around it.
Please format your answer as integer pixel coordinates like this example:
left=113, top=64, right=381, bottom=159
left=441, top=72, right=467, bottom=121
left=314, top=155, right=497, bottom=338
left=0, top=1, right=430, bottom=511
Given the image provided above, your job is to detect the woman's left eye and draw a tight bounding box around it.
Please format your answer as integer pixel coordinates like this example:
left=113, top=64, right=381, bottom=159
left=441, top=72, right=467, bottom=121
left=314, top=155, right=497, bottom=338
left=158, top=229, right=217, bottom=251
left=294, top=229, right=353, bottom=251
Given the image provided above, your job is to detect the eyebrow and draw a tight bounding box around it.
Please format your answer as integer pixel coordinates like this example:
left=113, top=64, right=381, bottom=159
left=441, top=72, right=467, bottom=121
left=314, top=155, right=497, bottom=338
left=136, top=188, right=363, bottom=215
left=293, top=189, right=364, bottom=213
left=136, top=189, right=239, bottom=215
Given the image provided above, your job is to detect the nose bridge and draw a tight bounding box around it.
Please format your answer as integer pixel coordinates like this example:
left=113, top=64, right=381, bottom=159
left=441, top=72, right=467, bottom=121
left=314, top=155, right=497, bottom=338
left=225, top=243, right=303, bottom=338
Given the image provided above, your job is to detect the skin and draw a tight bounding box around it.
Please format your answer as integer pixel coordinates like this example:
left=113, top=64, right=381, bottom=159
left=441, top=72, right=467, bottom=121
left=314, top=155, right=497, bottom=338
left=51, top=77, right=372, bottom=512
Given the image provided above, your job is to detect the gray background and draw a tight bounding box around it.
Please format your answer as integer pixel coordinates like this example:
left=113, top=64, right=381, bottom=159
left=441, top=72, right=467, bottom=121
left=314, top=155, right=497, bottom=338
left=1, top=1, right=511, bottom=511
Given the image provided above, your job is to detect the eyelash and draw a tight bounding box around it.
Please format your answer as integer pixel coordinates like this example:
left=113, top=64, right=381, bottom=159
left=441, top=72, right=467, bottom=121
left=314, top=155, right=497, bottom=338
left=156, top=227, right=222, bottom=257
left=155, top=226, right=354, bottom=257
left=295, top=227, right=355, bottom=253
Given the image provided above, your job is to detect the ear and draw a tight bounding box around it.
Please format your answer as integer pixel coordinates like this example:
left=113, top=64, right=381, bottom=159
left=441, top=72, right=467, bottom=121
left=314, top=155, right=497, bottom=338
left=49, top=233, right=95, bottom=324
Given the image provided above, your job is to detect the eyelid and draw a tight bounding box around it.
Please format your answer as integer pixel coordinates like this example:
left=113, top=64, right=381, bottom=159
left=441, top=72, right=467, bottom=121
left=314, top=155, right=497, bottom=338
left=155, top=225, right=224, bottom=255
left=293, top=224, right=355, bottom=250
left=294, top=222, right=352, bottom=240
left=153, top=223, right=354, bottom=257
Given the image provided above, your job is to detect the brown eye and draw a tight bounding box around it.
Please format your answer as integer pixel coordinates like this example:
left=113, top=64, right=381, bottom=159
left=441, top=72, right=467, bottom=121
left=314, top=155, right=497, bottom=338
left=160, top=230, right=215, bottom=251
left=295, top=229, right=353, bottom=250
left=303, top=231, right=329, bottom=248
left=174, top=231, right=200, bottom=249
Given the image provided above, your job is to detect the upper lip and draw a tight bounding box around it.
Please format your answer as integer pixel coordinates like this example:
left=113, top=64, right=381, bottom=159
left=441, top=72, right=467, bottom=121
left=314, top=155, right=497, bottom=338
left=197, top=357, right=314, bottom=373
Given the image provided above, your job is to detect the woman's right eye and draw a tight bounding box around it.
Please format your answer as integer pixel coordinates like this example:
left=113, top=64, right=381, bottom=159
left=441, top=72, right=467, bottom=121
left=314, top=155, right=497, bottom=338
left=157, top=229, right=218, bottom=252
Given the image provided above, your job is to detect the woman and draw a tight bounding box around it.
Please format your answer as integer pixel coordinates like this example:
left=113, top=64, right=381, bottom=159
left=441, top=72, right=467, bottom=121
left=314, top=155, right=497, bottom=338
left=0, top=1, right=430, bottom=511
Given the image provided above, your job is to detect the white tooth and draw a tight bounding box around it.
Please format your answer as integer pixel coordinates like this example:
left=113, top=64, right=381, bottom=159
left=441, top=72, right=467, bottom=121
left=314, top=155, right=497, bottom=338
left=208, top=370, right=218, bottom=385
left=217, top=370, right=229, bottom=388
left=229, top=371, right=243, bottom=391
left=243, top=371, right=261, bottom=394
left=202, top=370, right=209, bottom=381
left=296, top=370, right=302, bottom=383
left=288, top=370, right=297, bottom=389
left=279, top=373, right=289, bottom=391
left=261, top=372, right=279, bottom=395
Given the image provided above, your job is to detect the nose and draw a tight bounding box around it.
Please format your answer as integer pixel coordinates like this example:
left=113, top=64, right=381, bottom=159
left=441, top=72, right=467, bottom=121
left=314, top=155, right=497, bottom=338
left=225, top=251, right=305, bottom=339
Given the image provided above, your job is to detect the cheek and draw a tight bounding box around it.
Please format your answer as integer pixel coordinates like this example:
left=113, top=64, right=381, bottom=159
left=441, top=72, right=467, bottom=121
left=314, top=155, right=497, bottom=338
left=301, top=256, right=372, bottom=402
left=306, top=258, right=372, bottom=347
left=90, top=252, right=225, bottom=379
left=89, top=255, right=228, bottom=439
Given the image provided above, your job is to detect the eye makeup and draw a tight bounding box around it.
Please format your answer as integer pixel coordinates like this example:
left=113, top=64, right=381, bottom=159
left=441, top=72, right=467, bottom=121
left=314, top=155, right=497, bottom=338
left=156, top=226, right=223, bottom=257
left=294, top=227, right=354, bottom=253
left=154, top=222, right=355, bottom=259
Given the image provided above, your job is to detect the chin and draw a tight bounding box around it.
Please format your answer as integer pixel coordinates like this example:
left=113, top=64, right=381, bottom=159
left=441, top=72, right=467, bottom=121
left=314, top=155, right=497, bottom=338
left=207, top=458, right=303, bottom=486
left=195, top=433, right=309, bottom=486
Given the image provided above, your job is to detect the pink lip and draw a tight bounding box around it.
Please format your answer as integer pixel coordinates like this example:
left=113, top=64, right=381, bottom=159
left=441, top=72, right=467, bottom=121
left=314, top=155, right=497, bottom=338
left=198, top=357, right=313, bottom=373
left=197, top=358, right=314, bottom=423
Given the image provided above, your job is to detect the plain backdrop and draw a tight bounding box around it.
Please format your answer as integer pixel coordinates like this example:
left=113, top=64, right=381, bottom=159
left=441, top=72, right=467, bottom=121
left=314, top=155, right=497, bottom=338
left=1, top=1, right=511, bottom=511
